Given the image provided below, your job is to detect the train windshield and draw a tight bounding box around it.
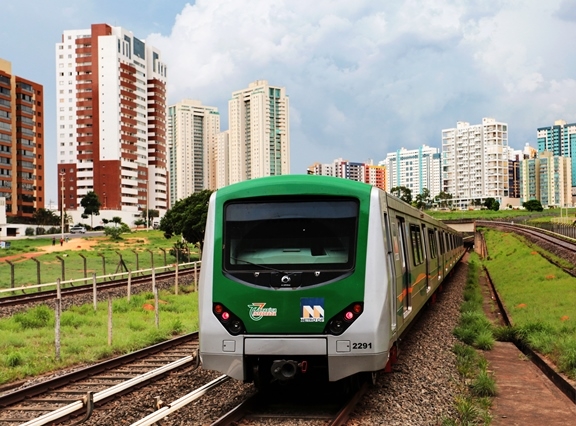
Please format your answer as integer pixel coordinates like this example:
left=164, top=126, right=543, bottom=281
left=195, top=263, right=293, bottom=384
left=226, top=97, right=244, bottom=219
left=223, top=197, right=358, bottom=287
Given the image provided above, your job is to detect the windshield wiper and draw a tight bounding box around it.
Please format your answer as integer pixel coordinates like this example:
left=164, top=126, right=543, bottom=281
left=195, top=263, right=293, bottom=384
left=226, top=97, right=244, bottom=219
left=230, top=256, right=301, bottom=288
left=231, top=256, right=290, bottom=275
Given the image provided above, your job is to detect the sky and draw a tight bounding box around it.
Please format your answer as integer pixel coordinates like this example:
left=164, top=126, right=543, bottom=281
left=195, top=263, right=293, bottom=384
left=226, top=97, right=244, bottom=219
left=2, top=0, right=576, bottom=205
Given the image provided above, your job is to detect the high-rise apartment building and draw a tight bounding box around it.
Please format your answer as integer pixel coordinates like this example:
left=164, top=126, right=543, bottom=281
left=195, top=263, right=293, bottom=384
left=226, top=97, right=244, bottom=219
left=382, top=145, right=441, bottom=197
left=520, top=151, right=572, bottom=207
left=228, top=80, right=290, bottom=184
left=0, top=58, right=44, bottom=219
left=442, top=118, right=509, bottom=209
left=537, top=120, right=576, bottom=190
left=55, top=24, right=167, bottom=225
left=364, top=164, right=386, bottom=190
left=214, top=131, right=229, bottom=189
left=167, top=100, right=219, bottom=206
left=306, top=159, right=386, bottom=190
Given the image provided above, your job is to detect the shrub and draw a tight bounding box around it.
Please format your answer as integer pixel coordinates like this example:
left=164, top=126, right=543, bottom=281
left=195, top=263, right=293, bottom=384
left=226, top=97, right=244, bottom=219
left=493, top=325, right=517, bottom=342
left=14, top=305, right=53, bottom=329
left=25, top=227, right=34, bottom=236
left=474, top=330, right=495, bottom=350
left=35, top=227, right=46, bottom=235
left=470, top=369, right=497, bottom=397
left=5, top=352, right=23, bottom=367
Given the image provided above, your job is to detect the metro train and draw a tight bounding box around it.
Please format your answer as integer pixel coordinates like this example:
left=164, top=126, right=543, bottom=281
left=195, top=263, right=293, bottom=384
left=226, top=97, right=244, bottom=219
left=198, top=175, right=465, bottom=387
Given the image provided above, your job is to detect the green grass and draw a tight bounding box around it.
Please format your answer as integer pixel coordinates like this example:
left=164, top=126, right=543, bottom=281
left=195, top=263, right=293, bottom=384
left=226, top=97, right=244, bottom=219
left=0, top=230, right=199, bottom=290
left=0, top=287, right=198, bottom=385
left=445, top=253, right=495, bottom=425
left=483, top=229, right=576, bottom=379
left=428, top=208, right=576, bottom=222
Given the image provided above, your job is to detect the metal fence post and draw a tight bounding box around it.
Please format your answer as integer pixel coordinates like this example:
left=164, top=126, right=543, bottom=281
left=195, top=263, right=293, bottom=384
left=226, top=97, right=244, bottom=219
left=55, top=278, right=62, bottom=361
left=31, top=257, right=41, bottom=286
left=108, top=293, right=113, bottom=346
left=174, top=250, right=179, bottom=295
left=6, top=260, right=14, bottom=290
left=98, top=253, right=106, bottom=277
left=132, top=250, right=140, bottom=274
left=159, top=248, right=167, bottom=267
left=92, top=272, right=97, bottom=312
left=56, top=255, right=65, bottom=283
left=79, top=253, right=87, bottom=279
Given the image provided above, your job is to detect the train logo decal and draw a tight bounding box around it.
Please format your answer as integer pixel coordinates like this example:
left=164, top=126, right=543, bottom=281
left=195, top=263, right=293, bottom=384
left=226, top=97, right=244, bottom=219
left=300, top=298, right=325, bottom=322
left=248, top=303, right=277, bottom=321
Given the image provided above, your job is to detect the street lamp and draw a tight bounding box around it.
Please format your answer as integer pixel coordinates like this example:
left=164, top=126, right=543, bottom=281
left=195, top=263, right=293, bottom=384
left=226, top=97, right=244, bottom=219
left=60, top=171, right=65, bottom=241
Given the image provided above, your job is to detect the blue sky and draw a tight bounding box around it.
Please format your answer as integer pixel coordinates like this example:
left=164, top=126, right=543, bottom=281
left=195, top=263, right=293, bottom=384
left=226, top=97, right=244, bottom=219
left=2, top=0, right=576, bottom=205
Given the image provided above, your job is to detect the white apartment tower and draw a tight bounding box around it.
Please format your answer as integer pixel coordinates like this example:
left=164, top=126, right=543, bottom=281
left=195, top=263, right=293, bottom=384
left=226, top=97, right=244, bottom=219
left=228, top=80, right=290, bottom=183
left=383, top=145, right=441, bottom=197
left=442, top=118, right=509, bottom=209
left=167, top=100, right=219, bottom=206
left=55, top=23, right=168, bottom=225
left=214, top=131, right=229, bottom=189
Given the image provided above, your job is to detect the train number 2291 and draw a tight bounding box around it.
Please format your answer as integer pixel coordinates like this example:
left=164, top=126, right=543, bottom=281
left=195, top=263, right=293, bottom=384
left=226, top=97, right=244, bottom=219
left=352, top=342, right=372, bottom=350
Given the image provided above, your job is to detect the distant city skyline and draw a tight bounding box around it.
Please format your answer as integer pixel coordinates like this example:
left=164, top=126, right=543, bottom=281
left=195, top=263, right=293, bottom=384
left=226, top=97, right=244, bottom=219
left=3, top=1, right=576, bottom=205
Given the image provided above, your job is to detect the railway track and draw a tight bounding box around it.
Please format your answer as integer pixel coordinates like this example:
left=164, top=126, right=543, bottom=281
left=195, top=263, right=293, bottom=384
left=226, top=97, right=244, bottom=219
left=476, top=220, right=576, bottom=277
left=210, top=380, right=369, bottom=426
left=0, top=333, right=199, bottom=425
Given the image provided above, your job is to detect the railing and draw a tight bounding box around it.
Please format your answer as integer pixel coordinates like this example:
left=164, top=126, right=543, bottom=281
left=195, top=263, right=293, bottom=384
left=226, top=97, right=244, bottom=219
left=0, top=261, right=201, bottom=296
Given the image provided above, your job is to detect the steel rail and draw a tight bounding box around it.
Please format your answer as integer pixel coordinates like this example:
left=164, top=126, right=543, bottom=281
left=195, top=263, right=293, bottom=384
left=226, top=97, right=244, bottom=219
left=0, top=332, right=198, bottom=408
left=19, top=356, right=195, bottom=426
left=129, top=375, right=230, bottom=426
left=0, top=266, right=200, bottom=308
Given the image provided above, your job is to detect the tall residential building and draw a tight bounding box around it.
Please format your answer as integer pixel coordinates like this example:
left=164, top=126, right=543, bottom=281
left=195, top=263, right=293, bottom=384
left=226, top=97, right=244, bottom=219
left=382, top=145, right=441, bottom=197
left=0, top=58, right=44, bottom=219
left=364, top=164, right=386, bottom=190
left=167, top=99, right=219, bottom=206
left=306, top=159, right=386, bottom=190
left=537, top=120, right=576, bottom=190
left=55, top=24, right=167, bottom=226
left=228, top=80, right=290, bottom=184
left=442, top=118, right=509, bottom=209
left=520, top=151, right=572, bottom=207
left=214, top=131, right=229, bottom=189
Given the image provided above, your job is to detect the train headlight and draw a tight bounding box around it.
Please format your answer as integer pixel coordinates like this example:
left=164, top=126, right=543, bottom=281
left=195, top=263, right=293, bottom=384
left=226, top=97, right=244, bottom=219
left=324, top=302, right=363, bottom=336
left=213, top=302, right=246, bottom=335
left=328, top=320, right=345, bottom=335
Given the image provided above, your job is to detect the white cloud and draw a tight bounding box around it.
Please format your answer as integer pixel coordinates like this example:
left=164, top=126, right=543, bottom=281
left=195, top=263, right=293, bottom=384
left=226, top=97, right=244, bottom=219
left=5, top=0, right=576, bottom=199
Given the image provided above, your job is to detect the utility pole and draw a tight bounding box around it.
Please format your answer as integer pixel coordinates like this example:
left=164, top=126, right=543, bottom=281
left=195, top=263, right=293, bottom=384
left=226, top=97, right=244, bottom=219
left=60, top=171, right=65, bottom=241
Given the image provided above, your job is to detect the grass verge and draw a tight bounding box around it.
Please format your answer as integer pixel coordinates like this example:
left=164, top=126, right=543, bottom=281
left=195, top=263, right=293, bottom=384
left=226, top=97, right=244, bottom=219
left=482, top=229, right=576, bottom=380
left=443, top=253, right=495, bottom=425
left=0, top=286, right=198, bottom=385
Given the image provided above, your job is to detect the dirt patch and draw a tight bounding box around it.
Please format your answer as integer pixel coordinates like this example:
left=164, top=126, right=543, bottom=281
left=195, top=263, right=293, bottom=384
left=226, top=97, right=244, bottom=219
left=0, top=237, right=99, bottom=263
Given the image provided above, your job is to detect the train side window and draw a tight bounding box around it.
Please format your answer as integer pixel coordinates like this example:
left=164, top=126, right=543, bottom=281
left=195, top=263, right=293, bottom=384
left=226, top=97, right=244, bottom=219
left=427, top=229, right=437, bottom=259
left=438, top=230, right=445, bottom=254
left=409, top=224, right=424, bottom=266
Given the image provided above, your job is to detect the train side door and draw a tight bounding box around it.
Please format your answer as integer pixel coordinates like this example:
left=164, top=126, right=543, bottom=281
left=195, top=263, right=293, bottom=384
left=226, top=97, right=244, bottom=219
left=396, top=216, right=411, bottom=316
left=421, top=223, right=430, bottom=292
left=383, top=212, right=397, bottom=334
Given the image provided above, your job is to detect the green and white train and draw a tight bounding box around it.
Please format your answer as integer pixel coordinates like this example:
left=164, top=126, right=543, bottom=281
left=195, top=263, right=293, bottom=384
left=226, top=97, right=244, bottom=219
left=199, top=175, right=464, bottom=386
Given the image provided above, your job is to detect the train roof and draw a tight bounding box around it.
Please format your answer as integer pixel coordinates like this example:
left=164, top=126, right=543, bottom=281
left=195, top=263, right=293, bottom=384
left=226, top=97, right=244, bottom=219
left=216, top=174, right=374, bottom=198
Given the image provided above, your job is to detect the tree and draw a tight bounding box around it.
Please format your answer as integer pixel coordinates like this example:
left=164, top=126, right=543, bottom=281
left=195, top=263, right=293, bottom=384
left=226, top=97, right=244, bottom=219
left=390, top=186, right=412, bottom=204
left=414, top=188, right=431, bottom=210
left=160, top=190, right=213, bottom=250
left=483, top=198, right=500, bottom=211
left=111, top=216, right=122, bottom=227
left=435, top=191, right=453, bottom=209
left=523, top=199, right=543, bottom=212
left=141, top=208, right=160, bottom=227
left=34, top=208, right=59, bottom=226
left=81, top=191, right=101, bottom=228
